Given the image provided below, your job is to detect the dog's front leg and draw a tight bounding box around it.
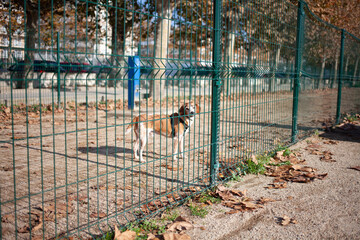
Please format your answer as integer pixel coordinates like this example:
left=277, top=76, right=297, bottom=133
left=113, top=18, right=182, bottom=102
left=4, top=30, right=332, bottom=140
left=172, top=137, right=179, bottom=161
left=179, top=135, right=186, bottom=159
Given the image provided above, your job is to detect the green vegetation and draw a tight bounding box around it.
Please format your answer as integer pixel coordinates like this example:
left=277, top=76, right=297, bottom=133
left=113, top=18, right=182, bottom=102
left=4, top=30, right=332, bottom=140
left=161, top=209, right=180, bottom=222
left=244, top=157, right=267, bottom=175
left=100, top=231, right=114, bottom=240
left=244, top=146, right=293, bottom=174
left=103, top=219, right=166, bottom=240
left=197, top=191, right=221, bottom=204
left=188, top=200, right=208, bottom=218
left=344, top=113, right=359, bottom=122
left=230, top=168, right=243, bottom=182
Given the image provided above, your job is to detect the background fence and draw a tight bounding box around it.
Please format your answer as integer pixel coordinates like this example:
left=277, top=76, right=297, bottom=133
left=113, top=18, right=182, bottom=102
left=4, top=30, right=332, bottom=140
left=0, top=0, right=359, bottom=239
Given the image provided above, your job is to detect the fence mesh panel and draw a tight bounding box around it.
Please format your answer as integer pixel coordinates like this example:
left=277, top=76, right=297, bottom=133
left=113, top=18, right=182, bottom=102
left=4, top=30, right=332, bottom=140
left=0, top=0, right=359, bottom=239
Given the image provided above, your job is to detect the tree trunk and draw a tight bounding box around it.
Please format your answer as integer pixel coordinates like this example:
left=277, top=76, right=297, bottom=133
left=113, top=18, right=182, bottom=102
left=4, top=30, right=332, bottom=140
left=344, top=56, right=349, bottom=75
left=244, top=44, right=252, bottom=87
left=224, top=32, right=235, bottom=94
left=317, top=57, right=326, bottom=89
left=19, top=6, right=36, bottom=89
left=331, top=57, right=338, bottom=89
left=268, top=47, right=280, bottom=92
left=150, top=1, right=173, bottom=100
left=108, top=25, right=123, bottom=88
left=352, top=57, right=359, bottom=87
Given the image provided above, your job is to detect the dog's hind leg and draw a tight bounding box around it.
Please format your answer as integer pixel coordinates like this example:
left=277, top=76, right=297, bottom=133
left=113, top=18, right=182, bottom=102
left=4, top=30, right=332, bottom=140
left=138, top=124, right=148, bottom=162
left=133, top=131, right=140, bottom=160
left=139, top=137, right=147, bottom=162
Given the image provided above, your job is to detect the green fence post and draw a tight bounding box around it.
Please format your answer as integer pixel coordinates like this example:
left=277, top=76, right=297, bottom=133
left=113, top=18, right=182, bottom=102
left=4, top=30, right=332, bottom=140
left=210, top=0, right=222, bottom=185
left=291, top=0, right=305, bottom=143
left=57, top=32, right=61, bottom=108
left=336, top=30, right=345, bottom=124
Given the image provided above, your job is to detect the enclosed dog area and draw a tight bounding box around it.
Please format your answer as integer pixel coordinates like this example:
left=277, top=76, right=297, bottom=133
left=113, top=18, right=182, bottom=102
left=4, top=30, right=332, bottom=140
left=1, top=85, right=360, bottom=239
left=1, top=0, right=360, bottom=239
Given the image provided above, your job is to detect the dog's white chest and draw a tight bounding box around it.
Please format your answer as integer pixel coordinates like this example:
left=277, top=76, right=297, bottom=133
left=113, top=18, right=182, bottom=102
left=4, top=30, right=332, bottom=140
left=182, top=117, right=194, bottom=137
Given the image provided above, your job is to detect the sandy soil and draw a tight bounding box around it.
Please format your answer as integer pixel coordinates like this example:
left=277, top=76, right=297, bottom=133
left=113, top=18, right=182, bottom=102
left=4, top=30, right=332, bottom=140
left=186, top=124, right=360, bottom=240
left=0, top=87, right=359, bottom=239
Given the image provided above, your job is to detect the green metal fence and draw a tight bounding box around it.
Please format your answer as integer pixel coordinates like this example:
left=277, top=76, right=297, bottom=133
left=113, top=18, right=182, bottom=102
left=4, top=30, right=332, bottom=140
left=0, top=0, right=359, bottom=239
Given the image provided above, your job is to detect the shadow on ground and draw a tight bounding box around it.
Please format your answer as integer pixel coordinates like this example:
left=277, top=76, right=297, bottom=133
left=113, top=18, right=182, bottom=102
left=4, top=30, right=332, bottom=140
left=319, top=123, right=360, bottom=143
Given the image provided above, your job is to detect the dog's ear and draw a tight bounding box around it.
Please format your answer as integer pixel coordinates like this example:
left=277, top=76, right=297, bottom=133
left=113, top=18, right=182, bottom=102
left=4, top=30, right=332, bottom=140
left=195, top=104, right=200, bottom=114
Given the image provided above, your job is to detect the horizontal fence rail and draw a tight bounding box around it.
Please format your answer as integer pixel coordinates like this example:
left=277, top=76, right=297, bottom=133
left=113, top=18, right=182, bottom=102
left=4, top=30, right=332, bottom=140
left=0, top=0, right=359, bottom=239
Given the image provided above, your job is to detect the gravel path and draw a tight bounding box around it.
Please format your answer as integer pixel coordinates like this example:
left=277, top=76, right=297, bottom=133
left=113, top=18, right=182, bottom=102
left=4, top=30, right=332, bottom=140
left=186, top=124, right=360, bottom=240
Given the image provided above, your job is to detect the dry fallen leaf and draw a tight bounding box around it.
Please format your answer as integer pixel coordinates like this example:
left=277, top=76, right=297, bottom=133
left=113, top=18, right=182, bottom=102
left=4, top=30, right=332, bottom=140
left=167, top=220, right=193, bottom=232
left=225, top=210, right=240, bottom=214
left=90, top=212, right=107, bottom=218
left=17, top=226, right=30, bottom=233
left=257, top=197, right=276, bottom=205
left=147, top=233, right=161, bottom=240
left=320, top=151, right=336, bottom=162
left=163, top=233, right=191, bottom=240
left=349, top=166, right=360, bottom=171
left=266, top=182, right=287, bottom=189
left=307, top=143, right=322, bottom=149
left=32, top=221, right=43, bottom=232
left=308, top=149, right=323, bottom=155
left=274, top=150, right=285, bottom=161
left=1, top=214, right=15, bottom=223
left=113, top=229, right=137, bottom=240
left=251, top=155, right=258, bottom=165
left=240, top=201, right=261, bottom=210
left=279, top=215, right=297, bottom=226
left=230, top=189, right=246, bottom=197
left=114, top=225, right=122, bottom=240
left=161, top=164, right=183, bottom=171
left=280, top=215, right=291, bottom=226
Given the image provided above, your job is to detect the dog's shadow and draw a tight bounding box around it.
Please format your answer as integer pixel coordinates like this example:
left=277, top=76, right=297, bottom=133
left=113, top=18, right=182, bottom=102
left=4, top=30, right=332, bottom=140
left=78, top=146, right=133, bottom=156
left=77, top=146, right=168, bottom=159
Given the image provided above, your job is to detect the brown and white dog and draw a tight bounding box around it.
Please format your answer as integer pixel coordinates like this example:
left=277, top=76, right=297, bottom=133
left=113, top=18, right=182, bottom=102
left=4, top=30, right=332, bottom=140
left=125, top=103, right=200, bottom=162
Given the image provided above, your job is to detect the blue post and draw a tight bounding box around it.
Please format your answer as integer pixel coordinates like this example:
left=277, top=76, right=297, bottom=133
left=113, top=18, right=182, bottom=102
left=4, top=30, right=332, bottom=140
left=128, top=56, right=140, bottom=110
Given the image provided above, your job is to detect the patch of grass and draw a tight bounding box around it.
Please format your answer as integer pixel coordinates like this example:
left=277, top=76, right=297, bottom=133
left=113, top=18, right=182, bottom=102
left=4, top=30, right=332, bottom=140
left=114, top=219, right=165, bottom=240
left=197, top=191, right=221, bottom=204
left=245, top=158, right=267, bottom=174
left=275, top=144, right=287, bottom=151
left=188, top=200, right=208, bottom=218
left=244, top=154, right=271, bottom=175
left=230, top=170, right=243, bottom=182
left=140, top=220, right=166, bottom=234
left=223, top=182, right=231, bottom=187
left=344, top=113, right=359, bottom=122
left=244, top=147, right=293, bottom=175
left=283, top=148, right=292, bottom=157
left=161, top=209, right=180, bottom=222
left=99, top=231, right=114, bottom=240
left=269, top=160, right=292, bottom=166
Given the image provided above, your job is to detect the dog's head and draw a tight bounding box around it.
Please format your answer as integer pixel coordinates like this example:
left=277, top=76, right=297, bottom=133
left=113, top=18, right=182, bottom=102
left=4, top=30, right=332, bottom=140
left=179, top=103, right=200, bottom=117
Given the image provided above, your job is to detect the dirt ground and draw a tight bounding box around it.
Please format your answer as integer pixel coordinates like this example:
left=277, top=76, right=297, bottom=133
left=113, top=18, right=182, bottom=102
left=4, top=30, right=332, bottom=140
left=0, top=87, right=359, bottom=239
left=185, top=124, right=360, bottom=240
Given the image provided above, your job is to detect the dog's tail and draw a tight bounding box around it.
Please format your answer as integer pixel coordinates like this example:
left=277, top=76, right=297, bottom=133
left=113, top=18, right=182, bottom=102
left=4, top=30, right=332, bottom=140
left=125, top=116, right=139, bottom=135
left=125, top=124, right=133, bottom=135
